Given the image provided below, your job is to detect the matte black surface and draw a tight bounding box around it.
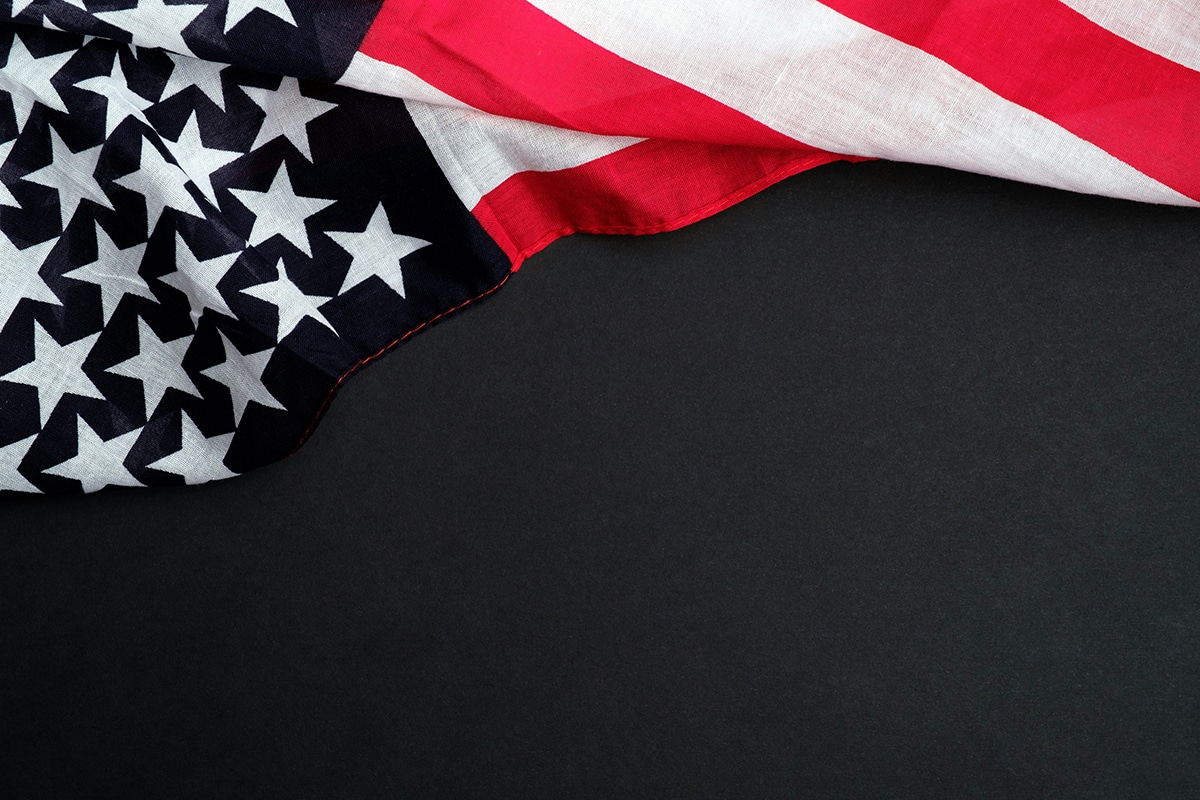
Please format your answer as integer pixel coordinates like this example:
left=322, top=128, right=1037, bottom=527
left=3, top=160, right=1199, bottom=798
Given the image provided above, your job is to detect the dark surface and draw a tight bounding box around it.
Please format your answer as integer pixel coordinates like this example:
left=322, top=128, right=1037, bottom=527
left=2, top=160, right=1199, bottom=798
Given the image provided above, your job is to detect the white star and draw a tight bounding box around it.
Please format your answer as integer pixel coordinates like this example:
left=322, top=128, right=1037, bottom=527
left=201, top=329, right=284, bottom=422
left=0, top=434, right=39, bottom=493
left=42, top=415, right=142, bottom=493
left=92, top=0, right=207, bottom=57
left=10, top=0, right=89, bottom=20
left=0, top=137, right=18, bottom=207
left=114, top=132, right=206, bottom=230
left=0, top=137, right=17, bottom=207
left=1, top=322, right=103, bottom=426
left=241, top=77, right=336, bottom=161
left=165, top=111, right=241, bottom=204
left=146, top=410, right=237, bottom=483
left=224, top=0, right=295, bottom=34
left=160, top=51, right=227, bottom=111
left=62, top=225, right=153, bottom=323
left=0, top=31, right=74, bottom=128
left=23, top=126, right=115, bottom=229
left=228, top=163, right=333, bottom=256
left=106, top=316, right=201, bottom=417
left=240, top=257, right=335, bottom=341
left=75, top=51, right=153, bottom=137
left=325, top=203, right=429, bottom=297
left=0, top=230, right=57, bottom=323
left=158, top=230, right=241, bottom=326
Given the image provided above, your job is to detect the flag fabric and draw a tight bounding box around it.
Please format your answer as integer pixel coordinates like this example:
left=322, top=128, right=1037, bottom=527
left=0, top=0, right=1195, bottom=493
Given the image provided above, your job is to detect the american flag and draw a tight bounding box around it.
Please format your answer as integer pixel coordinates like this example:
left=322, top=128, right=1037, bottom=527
left=0, top=0, right=1193, bottom=492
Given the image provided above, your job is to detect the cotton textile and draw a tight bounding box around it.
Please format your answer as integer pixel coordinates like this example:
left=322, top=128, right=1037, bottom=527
left=0, top=0, right=1195, bottom=492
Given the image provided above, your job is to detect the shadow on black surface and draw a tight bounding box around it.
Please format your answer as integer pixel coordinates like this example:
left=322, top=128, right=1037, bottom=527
left=2, top=161, right=1198, bottom=798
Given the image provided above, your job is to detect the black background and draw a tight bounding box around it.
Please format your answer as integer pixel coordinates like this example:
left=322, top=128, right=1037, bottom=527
left=2, top=160, right=1199, bottom=798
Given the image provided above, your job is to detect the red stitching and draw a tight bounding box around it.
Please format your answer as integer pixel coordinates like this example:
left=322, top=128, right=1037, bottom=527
left=290, top=152, right=874, bottom=457
left=288, top=269, right=515, bottom=454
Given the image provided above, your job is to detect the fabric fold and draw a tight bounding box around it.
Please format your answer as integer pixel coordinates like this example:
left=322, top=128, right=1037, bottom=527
left=0, top=0, right=1194, bottom=492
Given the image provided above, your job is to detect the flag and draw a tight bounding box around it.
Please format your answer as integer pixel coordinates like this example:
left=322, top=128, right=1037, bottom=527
left=0, top=0, right=1194, bottom=493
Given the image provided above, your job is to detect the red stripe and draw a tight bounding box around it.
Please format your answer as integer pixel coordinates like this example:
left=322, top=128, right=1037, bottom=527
left=472, top=138, right=861, bottom=267
left=360, top=0, right=802, bottom=149
left=820, top=0, right=1200, bottom=201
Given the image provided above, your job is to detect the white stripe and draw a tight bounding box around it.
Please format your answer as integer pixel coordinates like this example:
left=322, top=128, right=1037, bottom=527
left=339, top=52, right=472, bottom=109
left=343, top=54, right=645, bottom=211
left=525, top=0, right=1195, bottom=206
left=405, top=100, right=644, bottom=210
left=1059, top=0, right=1200, bottom=74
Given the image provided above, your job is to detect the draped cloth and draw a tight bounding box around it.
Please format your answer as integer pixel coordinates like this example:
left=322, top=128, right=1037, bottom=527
left=0, top=0, right=1195, bottom=492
